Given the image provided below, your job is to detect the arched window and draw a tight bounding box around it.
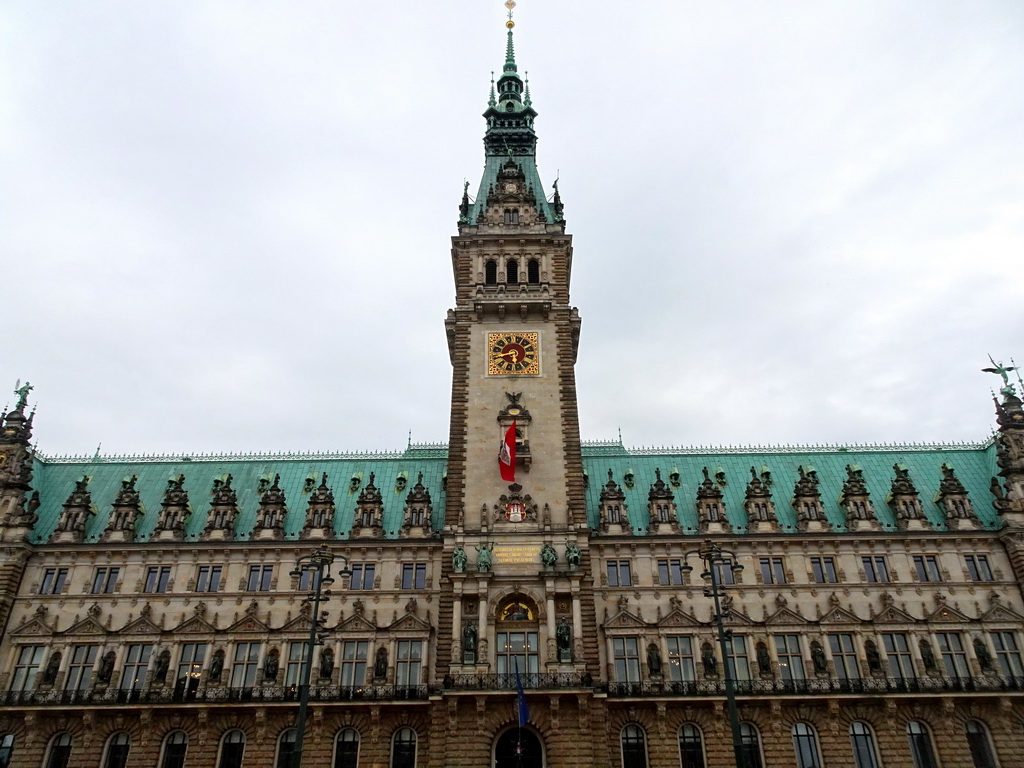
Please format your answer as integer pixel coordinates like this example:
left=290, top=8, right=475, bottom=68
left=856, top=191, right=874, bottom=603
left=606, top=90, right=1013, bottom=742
left=527, top=259, right=540, bottom=284
left=485, top=260, right=497, bottom=285
left=160, top=732, right=188, bottom=768
left=907, top=721, right=938, bottom=768
left=739, top=724, right=763, bottom=768
left=334, top=728, right=360, bottom=768
left=678, top=724, right=705, bottom=768
left=507, top=259, right=519, bottom=284
left=496, top=596, right=540, bottom=675
left=218, top=730, right=245, bottom=768
left=45, top=734, right=72, bottom=768
left=391, top=727, right=417, bottom=768
left=965, top=720, right=998, bottom=768
left=0, top=734, right=14, bottom=768
left=850, top=722, right=880, bottom=768
left=620, top=724, right=647, bottom=768
left=276, top=729, right=297, bottom=768
left=103, top=733, right=131, bottom=768
left=792, top=723, right=822, bottom=768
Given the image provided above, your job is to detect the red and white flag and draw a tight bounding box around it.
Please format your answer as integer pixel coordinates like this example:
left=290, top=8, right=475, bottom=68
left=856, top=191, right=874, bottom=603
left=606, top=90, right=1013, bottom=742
left=498, top=421, right=517, bottom=482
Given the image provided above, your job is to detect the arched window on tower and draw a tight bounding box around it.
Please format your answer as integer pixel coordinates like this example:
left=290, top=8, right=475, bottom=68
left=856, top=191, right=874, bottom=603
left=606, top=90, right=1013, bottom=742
left=496, top=595, right=541, bottom=675
left=485, top=260, right=497, bottom=285
left=507, top=259, right=519, bottom=284
left=527, top=259, right=540, bottom=284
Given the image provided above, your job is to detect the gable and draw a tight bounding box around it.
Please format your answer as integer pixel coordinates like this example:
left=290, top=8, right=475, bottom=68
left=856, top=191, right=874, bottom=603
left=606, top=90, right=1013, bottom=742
left=62, top=617, right=107, bottom=636
left=387, top=613, right=431, bottom=632
left=764, top=607, right=809, bottom=626
left=873, top=605, right=918, bottom=625
left=337, top=613, right=378, bottom=633
left=118, top=617, right=162, bottom=635
left=10, top=618, right=54, bottom=637
left=605, top=611, right=647, bottom=630
left=279, top=615, right=316, bottom=633
left=819, top=606, right=862, bottom=625
left=926, top=604, right=971, bottom=623
left=980, top=604, right=1024, bottom=623
left=225, top=615, right=270, bottom=633
left=173, top=616, right=218, bottom=635
left=657, top=610, right=702, bottom=628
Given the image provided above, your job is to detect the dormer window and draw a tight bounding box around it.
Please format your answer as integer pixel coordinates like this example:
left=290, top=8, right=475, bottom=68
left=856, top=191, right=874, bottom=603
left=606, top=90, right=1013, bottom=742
left=485, top=260, right=497, bottom=285
left=503, top=209, right=519, bottom=225
left=506, top=102, right=514, bottom=112
left=507, top=259, right=519, bottom=284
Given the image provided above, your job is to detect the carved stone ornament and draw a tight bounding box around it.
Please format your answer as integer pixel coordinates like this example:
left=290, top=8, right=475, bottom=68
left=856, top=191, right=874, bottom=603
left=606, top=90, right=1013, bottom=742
left=494, top=483, right=538, bottom=523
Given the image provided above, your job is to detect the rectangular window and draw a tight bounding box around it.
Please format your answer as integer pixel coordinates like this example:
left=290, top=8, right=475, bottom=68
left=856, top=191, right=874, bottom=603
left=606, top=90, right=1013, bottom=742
left=90, top=567, right=120, bottom=594
left=230, top=642, right=261, bottom=688
left=862, top=556, right=890, bottom=583
left=496, top=631, right=540, bottom=675
left=349, top=563, right=376, bottom=590
left=246, top=565, right=273, bottom=592
left=402, top=563, right=427, bottom=590
left=175, top=643, right=207, bottom=696
left=39, top=567, right=69, bottom=595
left=10, top=645, right=45, bottom=692
left=297, top=566, right=320, bottom=591
left=882, top=633, right=915, bottom=679
left=713, top=561, right=736, bottom=586
left=828, top=634, right=860, bottom=680
left=612, top=637, right=641, bottom=683
left=965, top=555, right=994, bottom=582
left=759, top=557, right=787, bottom=585
left=666, top=636, right=696, bottom=682
left=120, top=644, right=153, bottom=691
left=725, top=635, right=751, bottom=681
left=285, top=642, right=307, bottom=687
left=810, top=557, right=838, bottom=584
left=775, top=634, right=804, bottom=680
left=65, top=645, right=99, bottom=691
left=395, top=640, right=423, bottom=688
left=194, top=565, right=222, bottom=592
left=991, top=632, right=1024, bottom=677
left=657, top=559, right=685, bottom=587
left=340, top=641, right=368, bottom=688
left=607, top=561, right=632, bottom=587
left=144, top=566, right=172, bottom=594
left=936, top=632, right=970, bottom=678
left=913, top=555, right=942, bottom=582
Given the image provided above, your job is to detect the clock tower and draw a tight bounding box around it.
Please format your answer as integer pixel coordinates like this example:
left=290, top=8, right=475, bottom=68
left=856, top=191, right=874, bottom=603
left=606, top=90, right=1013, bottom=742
left=437, top=15, right=598, bottom=683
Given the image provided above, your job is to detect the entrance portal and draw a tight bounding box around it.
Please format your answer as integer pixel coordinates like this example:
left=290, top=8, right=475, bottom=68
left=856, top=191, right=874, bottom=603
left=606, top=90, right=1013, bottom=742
left=494, top=727, right=544, bottom=768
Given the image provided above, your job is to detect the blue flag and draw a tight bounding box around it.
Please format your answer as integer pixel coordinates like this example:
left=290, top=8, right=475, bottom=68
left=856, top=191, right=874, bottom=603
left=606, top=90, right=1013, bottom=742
left=514, top=658, right=530, bottom=726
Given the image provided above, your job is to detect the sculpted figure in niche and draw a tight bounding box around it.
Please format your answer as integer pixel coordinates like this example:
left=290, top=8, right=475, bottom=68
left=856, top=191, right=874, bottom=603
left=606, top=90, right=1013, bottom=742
left=98, top=651, right=116, bottom=684
left=919, top=639, right=938, bottom=673
left=209, top=650, right=225, bottom=682
left=756, top=642, right=772, bottom=678
left=475, top=542, right=493, bottom=572
left=564, top=541, right=581, bottom=568
left=264, top=649, right=279, bottom=680
left=375, top=646, right=388, bottom=679
left=540, top=543, right=558, bottom=567
left=154, top=650, right=171, bottom=684
left=974, top=637, right=995, bottom=673
left=452, top=546, right=468, bottom=571
left=556, top=618, right=572, bottom=652
left=503, top=602, right=531, bottom=621
left=319, top=648, right=335, bottom=679
left=463, top=623, right=478, bottom=652
left=701, top=643, right=718, bottom=677
left=42, top=652, right=61, bottom=685
left=811, top=641, right=828, bottom=676
left=865, top=641, right=882, bottom=675
left=646, top=643, right=662, bottom=676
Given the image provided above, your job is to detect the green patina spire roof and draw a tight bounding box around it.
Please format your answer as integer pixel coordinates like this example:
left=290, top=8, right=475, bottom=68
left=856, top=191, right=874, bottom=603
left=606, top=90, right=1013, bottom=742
left=489, top=72, right=496, bottom=108
left=504, top=29, right=517, bottom=74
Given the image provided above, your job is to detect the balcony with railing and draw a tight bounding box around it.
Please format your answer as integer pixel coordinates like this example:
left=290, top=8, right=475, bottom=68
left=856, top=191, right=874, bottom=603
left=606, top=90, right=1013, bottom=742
left=443, top=672, right=587, bottom=691
left=0, top=684, right=430, bottom=707
left=605, top=675, right=1024, bottom=698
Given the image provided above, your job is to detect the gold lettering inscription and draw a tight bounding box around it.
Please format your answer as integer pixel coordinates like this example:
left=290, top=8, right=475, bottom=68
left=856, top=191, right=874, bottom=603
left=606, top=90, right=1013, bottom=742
left=494, top=545, right=537, bottom=564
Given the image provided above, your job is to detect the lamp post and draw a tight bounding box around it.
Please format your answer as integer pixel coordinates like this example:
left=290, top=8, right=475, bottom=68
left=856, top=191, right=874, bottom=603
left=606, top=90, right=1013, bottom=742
left=289, top=544, right=348, bottom=768
left=681, top=539, right=747, bottom=768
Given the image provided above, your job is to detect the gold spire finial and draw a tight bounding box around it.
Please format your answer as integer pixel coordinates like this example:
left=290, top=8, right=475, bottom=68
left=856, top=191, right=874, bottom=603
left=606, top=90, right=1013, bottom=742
left=505, top=0, right=516, bottom=29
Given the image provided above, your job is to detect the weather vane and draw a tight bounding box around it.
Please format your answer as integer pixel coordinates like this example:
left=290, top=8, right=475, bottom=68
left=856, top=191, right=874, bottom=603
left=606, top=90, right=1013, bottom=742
left=505, top=0, right=516, bottom=29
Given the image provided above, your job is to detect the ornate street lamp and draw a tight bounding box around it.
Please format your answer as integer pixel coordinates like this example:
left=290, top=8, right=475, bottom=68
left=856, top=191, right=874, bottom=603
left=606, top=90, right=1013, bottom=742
left=289, top=545, right=349, bottom=768
left=681, top=539, right=747, bottom=768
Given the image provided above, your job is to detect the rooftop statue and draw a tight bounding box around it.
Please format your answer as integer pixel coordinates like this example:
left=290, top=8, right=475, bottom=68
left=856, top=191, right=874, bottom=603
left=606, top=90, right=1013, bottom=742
left=13, top=380, right=32, bottom=410
left=983, top=355, right=1019, bottom=397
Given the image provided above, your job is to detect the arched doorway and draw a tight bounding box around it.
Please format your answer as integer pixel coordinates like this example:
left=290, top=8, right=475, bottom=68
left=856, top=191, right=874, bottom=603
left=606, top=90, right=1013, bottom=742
left=494, top=728, right=543, bottom=768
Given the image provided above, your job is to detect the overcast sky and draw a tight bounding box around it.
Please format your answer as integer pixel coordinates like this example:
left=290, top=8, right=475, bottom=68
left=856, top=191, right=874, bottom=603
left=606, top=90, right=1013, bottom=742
left=2, top=1, right=1022, bottom=457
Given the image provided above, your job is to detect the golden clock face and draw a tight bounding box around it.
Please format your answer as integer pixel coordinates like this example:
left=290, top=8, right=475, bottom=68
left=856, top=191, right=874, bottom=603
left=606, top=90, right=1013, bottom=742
left=504, top=182, right=519, bottom=193
left=487, top=332, right=540, bottom=375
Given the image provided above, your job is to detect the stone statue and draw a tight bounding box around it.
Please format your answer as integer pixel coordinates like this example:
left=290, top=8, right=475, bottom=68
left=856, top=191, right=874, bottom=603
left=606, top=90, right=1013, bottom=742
left=540, top=543, right=558, bottom=567
left=43, top=652, right=61, bottom=685
left=210, top=650, right=225, bottom=682
left=154, top=650, right=170, bottom=684
left=647, top=643, right=662, bottom=676
left=452, top=546, right=468, bottom=571
left=811, top=641, right=828, bottom=676
left=756, top=642, right=772, bottom=677
left=475, top=542, right=493, bottom=572
left=264, top=650, right=279, bottom=680
left=98, top=651, right=116, bottom=684
left=919, top=639, right=937, bottom=673
left=375, top=646, right=388, bottom=679
left=556, top=618, right=572, bottom=658
left=701, top=643, right=718, bottom=677
left=983, top=356, right=1019, bottom=396
left=463, top=622, right=477, bottom=653
left=564, top=541, right=581, bottom=568
left=865, top=641, right=882, bottom=674
left=319, top=648, right=334, bottom=679
left=974, top=637, right=994, bottom=672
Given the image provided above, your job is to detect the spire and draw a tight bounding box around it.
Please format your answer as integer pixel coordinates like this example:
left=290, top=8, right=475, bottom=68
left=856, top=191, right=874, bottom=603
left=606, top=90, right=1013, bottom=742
left=504, top=29, right=517, bottom=74
left=488, top=73, right=496, bottom=107
left=523, top=72, right=531, bottom=107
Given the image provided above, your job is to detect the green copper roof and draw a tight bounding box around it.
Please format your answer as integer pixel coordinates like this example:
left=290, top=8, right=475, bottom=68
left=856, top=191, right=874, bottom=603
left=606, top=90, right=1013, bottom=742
left=581, top=441, right=1001, bottom=534
left=28, top=449, right=447, bottom=544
